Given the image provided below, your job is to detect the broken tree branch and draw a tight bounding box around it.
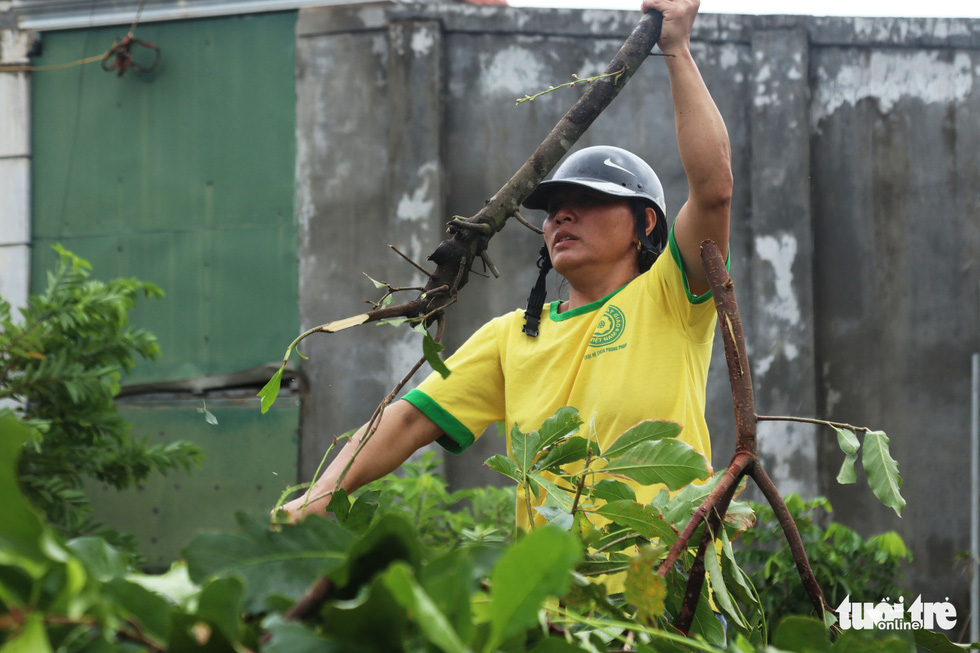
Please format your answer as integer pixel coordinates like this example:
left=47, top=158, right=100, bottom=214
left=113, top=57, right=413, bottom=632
left=295, top=11, right=664, bottom=339
left=660, top=240, right=833, bottom=632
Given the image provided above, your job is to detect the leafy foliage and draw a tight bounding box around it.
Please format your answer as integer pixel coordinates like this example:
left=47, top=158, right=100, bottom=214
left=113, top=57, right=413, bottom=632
left=0, top=246, right=202, bottom=541
left=831, top=427, right=905, bottom=517
left=737, top=494, right=913, bottom=636
left=486, top=408, right=744, bottom=646
left=0, top=407, right=961, bottom=652
left=355, top=451, right=516, bottom=552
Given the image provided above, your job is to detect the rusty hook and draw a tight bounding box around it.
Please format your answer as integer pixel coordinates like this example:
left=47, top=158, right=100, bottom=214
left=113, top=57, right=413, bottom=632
left=101, top=35, right=161, bottom=77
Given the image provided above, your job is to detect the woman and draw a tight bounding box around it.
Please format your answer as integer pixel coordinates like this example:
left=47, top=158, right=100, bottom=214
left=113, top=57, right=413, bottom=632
left=281, top=0, right=732, bottom=524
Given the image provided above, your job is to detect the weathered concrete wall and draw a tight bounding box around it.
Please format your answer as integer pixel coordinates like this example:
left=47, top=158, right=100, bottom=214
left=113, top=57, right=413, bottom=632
left=295, top=3, right=980, bottom=622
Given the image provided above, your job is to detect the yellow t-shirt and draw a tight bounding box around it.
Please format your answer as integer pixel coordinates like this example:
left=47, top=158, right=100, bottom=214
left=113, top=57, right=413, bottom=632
left=403, top=229, right=720, bottom=530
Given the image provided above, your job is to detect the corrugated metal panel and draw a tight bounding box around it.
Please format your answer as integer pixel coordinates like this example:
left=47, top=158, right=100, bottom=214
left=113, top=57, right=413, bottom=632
left=30, top=11, right=298, bottom=384
left=87, top=396, right=300, bottom=568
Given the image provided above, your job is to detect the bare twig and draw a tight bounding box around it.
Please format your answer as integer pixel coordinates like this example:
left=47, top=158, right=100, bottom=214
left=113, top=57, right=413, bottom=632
left=516, top=68, right=627, bottom=105
left=479, top=250, right=500, bottom=279
left=389, top=244, right=435, bottom=278
left=330, top=315, right=446, bottom=496
left=512, top=210, right=544, bottom=235
left=756, top=414, right=869, bottom=434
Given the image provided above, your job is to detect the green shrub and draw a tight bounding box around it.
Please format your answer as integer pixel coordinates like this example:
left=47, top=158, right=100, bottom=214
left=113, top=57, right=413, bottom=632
left=737, top=494, right=912, bottom=633
left=0, top=245, right=202, bottom=543
left=354, top=451, right=516, bottom=552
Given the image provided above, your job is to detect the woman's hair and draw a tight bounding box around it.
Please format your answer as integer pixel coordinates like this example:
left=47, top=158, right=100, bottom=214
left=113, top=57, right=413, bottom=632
left=633, top=199, right=668, bottom=272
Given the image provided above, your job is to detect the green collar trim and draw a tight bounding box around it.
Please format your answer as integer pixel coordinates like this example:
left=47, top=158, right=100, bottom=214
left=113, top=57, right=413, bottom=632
left=549, top=284, right=628, bottom=322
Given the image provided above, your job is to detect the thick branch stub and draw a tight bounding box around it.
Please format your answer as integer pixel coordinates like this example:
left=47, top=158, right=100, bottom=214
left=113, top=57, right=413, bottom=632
left=701, top=240, right=757, bottom=453
left=512, top=210, right=544, bottom=235
left=658, top=451, right=754, bottom=577
left=674, top=478, right=742, bottom=634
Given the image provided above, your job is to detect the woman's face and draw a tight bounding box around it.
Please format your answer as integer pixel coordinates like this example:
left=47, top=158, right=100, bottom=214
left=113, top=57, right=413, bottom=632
left=542, top=187, right=639, bottom=281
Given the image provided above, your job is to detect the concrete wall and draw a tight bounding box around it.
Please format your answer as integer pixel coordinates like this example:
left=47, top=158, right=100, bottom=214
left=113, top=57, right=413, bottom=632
left=295, top=4, right=979, bottom=623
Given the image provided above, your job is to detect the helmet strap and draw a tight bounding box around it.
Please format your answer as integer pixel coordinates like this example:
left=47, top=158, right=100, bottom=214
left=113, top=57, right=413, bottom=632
left=523, top=245, right=551, bottom=337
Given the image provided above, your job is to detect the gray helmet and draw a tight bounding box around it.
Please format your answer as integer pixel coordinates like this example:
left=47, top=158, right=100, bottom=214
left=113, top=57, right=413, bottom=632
left=522, top=145, right=667, bottom=223
left=520, top=146, right=668, bottom=338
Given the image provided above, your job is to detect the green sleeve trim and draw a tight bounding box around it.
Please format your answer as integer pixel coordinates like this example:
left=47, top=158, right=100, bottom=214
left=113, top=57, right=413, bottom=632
left=402, top=389, right=475, bottom=454
left=667, top=227, right=731, bottom=305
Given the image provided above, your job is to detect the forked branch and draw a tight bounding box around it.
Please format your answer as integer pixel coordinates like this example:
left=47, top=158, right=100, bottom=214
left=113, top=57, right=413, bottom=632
left=663, top=240, right=833, bottom=634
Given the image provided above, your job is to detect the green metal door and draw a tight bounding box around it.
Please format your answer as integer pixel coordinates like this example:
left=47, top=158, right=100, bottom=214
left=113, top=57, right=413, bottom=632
left=30, top=11, right=300, bottom=564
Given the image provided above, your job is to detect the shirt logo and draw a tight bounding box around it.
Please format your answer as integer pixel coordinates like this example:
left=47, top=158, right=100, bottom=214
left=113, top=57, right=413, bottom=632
left=603, top=158, right=636, bottom=177
left=590, top=305, right=626, bottom=348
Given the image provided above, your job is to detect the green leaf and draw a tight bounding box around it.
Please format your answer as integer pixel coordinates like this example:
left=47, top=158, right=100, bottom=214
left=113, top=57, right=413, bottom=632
left=263, top=617, right=345, bottom=653
left=595, top=501, right=677, bottom=543
left=257, top=366, right=285, bottom=414
left=702, top=530, right=747, bottom=629
left=861, top=430, right=905, bottom=517
left=376, top=317, right=410, bottom=327
left=835, top=428, right=860, bottom=456
left=196, top=576, right=246, bottom=645
left=624, top=546, right=667, bottom=622
left=103, top=578, right=175, bottom=644
left=364, top=273, right=388, bottom=289
left=658, top=471, right=723, bottom=526
left=487, top=527, right=581, bottom=651
left=67, top=536, right=128, bottom=581
left=127, top=564, right=199, bottom=606
left=343, top=489, right=381, bottom=534
left=182, top=512, right=355, bottom=612
left=913, top=628, right=972, bottom=653
left=330, top=513, right=422, bottom=590
left=836, top=453, right=858, bottom=484
left=718, top=528, right=756, bottom=607
left=319, top=577, right=408, bottom=649
left=1, top=612, right=53, bottom=653
left=574, top=512, right=601, bottom=548
left=0, top=412, right=49, bottom=574
left=604, top=419, right=681, bottom=460
left=576, top=553, right=631, bottom=576
left=536, top=407, right=583, bottom=451
left=419, top=548, right=478, bottom=642
left=869, top=531, right=910, bottom=560
left=535, top=506, right=574, bottom=530
left=591, top=479, right=636, bottom=503
left=772, top=615, right=831, bottom=652
left=529, top=637, right=594, bottom=652
left=422, top=332, right=451, bottom=380
left=600, top=439, right=711, bottom=490
left=535, top=436, right=593, bottom=472
left=528, top=473, right=575, bottom=511
left=686, top=583, right=726, bottom=646
left=485, top=454, right=522, bottom=484
left=383, top=562, right=466, bottom=653
left=511, top=422, right=543, bottom=475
